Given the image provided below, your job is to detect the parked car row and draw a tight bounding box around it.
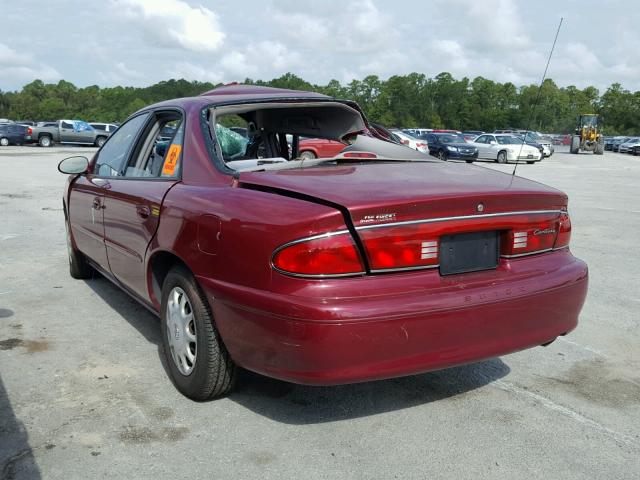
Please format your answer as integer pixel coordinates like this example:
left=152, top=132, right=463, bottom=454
left=0, top=119, right=119, bottom=147
left=604, top=136, right=640, bottom=153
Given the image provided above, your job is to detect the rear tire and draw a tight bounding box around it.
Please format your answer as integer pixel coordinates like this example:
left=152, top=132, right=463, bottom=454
left=39, top=135, right=53, bottom=147
left=526, top=161, right=535, bottom=164
left=161, top=266, right=236, bottom=400
left=0, top=137, right=9, bottom=146
left=299, top=150, right=316, bottom=160
left=95, top=136, right=106, bottom=148
left=570, top=136, right=580, bottom=154
left=66, top=220, right=93, bottom=279
left=497, top=151, right=507, bottom=163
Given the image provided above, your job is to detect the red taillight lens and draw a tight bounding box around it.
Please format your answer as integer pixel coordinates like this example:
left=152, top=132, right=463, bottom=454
left=416, top=143, right=428, bottom=148
left=359, top=224, right=439, bottom=271
left=272, top=233, right=365, bottom=277
left=554, top=212, right=571, bottom=249
left=27, top=127, right=32, bottom=135
left=341, top=151, right=377, bottom=159
left=401, top=139, right=409, bottom=145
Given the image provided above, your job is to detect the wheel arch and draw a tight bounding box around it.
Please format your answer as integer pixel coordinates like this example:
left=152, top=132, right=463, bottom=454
left=147, top=250, right=193, bottom=310
left=299, top=147, right=318, bottom=156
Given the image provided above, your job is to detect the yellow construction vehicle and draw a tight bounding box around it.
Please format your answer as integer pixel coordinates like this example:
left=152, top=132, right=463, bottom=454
left=570, top=114, right=604, bottom=155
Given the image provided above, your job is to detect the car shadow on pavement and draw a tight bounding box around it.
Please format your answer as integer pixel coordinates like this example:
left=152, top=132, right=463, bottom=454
left=229, top=359, right=510, bottom=425
left=0, top=375, right=42, bottom=479
left=82, top=276, right=174, bottom=380
left=82, top=275, right=510, bottom=424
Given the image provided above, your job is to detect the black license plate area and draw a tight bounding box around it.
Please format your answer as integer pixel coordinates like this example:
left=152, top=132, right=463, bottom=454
left=439, top=231, right=499, bottom=276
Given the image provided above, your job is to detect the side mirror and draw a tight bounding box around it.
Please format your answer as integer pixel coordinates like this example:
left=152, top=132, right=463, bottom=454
left=58, top=156, right=89, bottom=174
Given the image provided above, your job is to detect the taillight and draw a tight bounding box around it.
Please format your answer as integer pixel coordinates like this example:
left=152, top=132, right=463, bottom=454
left=416, top=142, right=428, bottom=148
left=501, top=212, right=571, bottom=257
left=341, top=151, right=377, bottom=159
left=359, top=224, right=439, bottom=271
left=401, top=139, right=409, bottom=145
left=27, top=127, right=32, bottom=135
left=272, top=233, right=365, bottom=277
left=554, top=212, right=571, bottom=249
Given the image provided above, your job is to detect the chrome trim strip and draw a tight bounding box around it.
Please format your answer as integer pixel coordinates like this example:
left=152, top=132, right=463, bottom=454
left=356, top=210, right=563, bottom=230
left=272, top=229, right=351, bottom=254
left=370, top=264, right=440, bottom=274
left=270, top=266, right=366, bottom=279
left=552, top=245, right=570, bottom=251
left=501, top=248, right=553, bottom=258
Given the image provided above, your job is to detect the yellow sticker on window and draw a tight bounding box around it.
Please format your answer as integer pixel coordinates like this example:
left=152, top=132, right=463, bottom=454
left=162, top=144, right=182, bottom=176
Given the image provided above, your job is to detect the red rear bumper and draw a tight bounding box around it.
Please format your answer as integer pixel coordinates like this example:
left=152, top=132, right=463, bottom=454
left=199, top=250, right=588, bottom=385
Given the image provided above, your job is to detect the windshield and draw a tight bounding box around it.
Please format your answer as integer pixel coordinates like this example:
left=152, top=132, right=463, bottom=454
left=437, top=134, right=465, bottom=143
left=524, top=132, right=540, bottom=141
left=496, top=136, right=524, bottom=145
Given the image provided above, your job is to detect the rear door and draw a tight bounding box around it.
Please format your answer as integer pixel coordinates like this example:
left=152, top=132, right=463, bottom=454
left=68, top=113, right=151, bottom=270
left=102, top=112, right=184, bottom=300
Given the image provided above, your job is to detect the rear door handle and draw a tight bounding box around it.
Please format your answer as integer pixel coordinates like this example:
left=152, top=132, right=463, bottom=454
left=136, top=205, right=150, bottom=219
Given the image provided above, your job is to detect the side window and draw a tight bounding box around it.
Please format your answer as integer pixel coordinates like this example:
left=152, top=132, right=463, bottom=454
left=94, top=113, right=149, bottom=177
left=92, top=124, right=106, bottom=131
left=122, top=114, right=184, bottom=179
left=61, top=121, right=73, bottom=129
left=476, top=135, right=487, bottom=144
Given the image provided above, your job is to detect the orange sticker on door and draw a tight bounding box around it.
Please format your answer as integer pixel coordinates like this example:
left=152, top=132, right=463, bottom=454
left=162, top=144, right=182, bottom=176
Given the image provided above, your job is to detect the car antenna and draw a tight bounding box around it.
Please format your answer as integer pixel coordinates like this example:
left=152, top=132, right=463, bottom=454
left=513, top=17, right=563, bottom=177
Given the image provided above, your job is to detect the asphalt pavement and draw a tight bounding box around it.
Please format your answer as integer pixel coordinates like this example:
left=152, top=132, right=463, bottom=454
left=1, top=145, right=639, bottom=479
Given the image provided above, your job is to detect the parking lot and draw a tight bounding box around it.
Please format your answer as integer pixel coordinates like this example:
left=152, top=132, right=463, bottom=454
left=1, top=145, right=639, bottom=479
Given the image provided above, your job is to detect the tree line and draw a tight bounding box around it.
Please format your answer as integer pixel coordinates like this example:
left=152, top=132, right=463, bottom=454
left=1, top=73, right=639, bottom=134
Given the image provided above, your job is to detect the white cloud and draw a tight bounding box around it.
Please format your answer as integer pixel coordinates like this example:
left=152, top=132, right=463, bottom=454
left=113, top=0, right=225, bottom=52
left=98, top=62, right=144, bottom=85
left=168, top=62, right=223, bottom=83
left=0, top=43, right=61, bottom=87
left=219, top=41, right=303, bottom=80
left=273, top=0, right=394, bottom=54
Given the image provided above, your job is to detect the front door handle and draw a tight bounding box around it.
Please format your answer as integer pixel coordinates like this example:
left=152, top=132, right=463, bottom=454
left=136, top=205, right=150, bottom=219
left=92, top=199, right=101, bottom=210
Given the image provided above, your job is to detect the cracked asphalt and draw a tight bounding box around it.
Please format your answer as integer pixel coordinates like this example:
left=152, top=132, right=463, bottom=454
left=1, top=145, right=639, bottom=479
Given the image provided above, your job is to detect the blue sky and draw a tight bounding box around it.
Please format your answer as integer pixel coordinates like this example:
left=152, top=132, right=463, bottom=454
left=1, top=0, right=638, bottom=91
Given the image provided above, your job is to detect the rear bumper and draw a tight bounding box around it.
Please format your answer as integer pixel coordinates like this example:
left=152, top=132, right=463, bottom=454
left=199, top=250, right=588, bottom=385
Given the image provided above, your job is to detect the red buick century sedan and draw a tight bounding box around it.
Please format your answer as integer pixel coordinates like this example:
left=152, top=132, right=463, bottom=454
left=58, top=85, right=588, bottom=400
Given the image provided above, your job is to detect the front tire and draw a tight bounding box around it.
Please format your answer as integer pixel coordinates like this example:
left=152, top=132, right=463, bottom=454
left=570, top=135, right=580, bottom=154
left=161, top=267, right=236, bottom=400
left=66, top=220, right=93, bottom=279
left=299, top=150, right=316, bottom=160
left=595, top=141, right=604, bottom=155
left=95, top=136, right=106, bottom=148
left=497, top=151, right=507, bottom=163
left=526, top=161, right=535, bottom=164
left=0, top=137, right=9, bottom=146
left=438, top=150, right=447, bottom=161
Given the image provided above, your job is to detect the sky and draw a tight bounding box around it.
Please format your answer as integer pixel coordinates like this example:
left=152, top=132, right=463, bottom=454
left=1, top=0, right=639, bottom=92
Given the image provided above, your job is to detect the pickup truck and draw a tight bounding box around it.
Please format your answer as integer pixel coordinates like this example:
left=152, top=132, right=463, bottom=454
left=25, top=120, right=108, bottom=147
